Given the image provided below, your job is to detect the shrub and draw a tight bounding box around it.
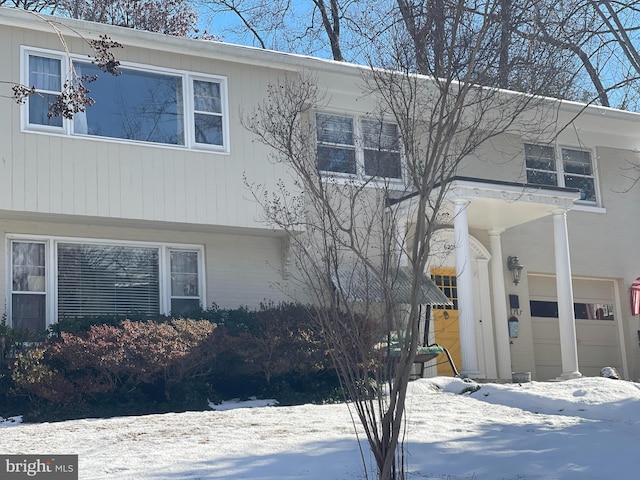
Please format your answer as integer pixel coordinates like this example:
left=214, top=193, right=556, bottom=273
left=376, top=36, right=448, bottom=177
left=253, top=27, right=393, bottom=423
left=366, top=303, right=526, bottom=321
left=7, top=302, right=350, bottom=420
left=215, top=303, right=330, bottom=385
left=12, top=319, right=218, bottom=411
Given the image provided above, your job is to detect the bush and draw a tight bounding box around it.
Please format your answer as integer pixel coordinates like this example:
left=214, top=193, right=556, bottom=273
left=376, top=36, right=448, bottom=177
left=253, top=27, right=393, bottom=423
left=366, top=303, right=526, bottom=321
left=216, top=303, right=329, bottom=385
left=6, top=302, right=347, bottom=420
left=12, top=319, right=219, bottom=418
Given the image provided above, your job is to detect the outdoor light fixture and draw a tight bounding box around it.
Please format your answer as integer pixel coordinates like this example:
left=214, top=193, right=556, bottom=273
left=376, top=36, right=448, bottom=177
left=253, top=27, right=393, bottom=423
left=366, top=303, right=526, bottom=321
left=507, top=256, right=524, bottom=286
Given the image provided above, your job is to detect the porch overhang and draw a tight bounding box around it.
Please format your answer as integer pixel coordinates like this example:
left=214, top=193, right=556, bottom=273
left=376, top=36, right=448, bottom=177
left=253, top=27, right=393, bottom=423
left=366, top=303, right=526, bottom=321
left=391, top=176, right=582, bottom=230
left=444, top=177, right=582, bottom=230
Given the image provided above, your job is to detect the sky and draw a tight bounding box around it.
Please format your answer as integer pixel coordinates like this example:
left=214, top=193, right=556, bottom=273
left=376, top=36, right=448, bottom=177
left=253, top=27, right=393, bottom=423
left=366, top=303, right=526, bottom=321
left=2, top=376, right=640, bottom=479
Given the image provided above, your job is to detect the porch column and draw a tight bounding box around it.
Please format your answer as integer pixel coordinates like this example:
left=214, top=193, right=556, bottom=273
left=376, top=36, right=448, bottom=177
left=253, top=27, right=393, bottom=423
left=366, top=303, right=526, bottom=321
left=454, top=199, right=480, bottom=377
left=553, top=208, right=581, bottom=380
left=488, top=229, right=512, bottom=380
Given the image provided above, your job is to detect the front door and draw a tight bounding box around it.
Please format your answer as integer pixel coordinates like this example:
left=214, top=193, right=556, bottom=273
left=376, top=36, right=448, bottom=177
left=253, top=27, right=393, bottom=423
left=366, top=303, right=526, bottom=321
left=431, top=267, right=461, bottom=376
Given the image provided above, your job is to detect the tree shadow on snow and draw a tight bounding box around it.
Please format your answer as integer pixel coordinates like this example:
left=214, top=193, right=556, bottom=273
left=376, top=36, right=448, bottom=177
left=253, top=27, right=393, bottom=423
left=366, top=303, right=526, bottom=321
left=157, top=439, right=370, bottom=480
left=155, top=410, right=638, bottom=479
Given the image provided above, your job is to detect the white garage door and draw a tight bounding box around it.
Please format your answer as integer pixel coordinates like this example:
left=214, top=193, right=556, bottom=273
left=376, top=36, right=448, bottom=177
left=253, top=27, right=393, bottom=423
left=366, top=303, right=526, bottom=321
left=528, top=275, right=622, bottom=380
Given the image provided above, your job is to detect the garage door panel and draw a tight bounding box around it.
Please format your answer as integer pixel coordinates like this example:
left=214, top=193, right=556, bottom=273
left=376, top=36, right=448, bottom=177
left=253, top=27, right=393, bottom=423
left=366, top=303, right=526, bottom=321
left=578, top=344, right=620, bottom=367
left=531, top=320, right=559, bottom=341
left=529, top=275, right=621, bottom=381
left=573, top=280, right=614, bottom=302
left=535, top=365, right=562, bottom=381
left=577, top=323, right=617, bottom=344
left=533, top=343, right=562, bottom=367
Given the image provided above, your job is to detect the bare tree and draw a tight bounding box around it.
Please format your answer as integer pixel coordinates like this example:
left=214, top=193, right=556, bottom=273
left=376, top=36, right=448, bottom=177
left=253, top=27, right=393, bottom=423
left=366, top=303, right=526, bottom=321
left=242, top=3, right=565, bottom=479
left=0, top=0, right=60, bottom=12
left=203, top=0, right=640, bottom=110
left=1, top=8, right=122, bottom=118
left=583, top=0, right=640, bottom=108
left=58, top=0, right=198, bottom=36
left=200, top=0, right=357, bottom=60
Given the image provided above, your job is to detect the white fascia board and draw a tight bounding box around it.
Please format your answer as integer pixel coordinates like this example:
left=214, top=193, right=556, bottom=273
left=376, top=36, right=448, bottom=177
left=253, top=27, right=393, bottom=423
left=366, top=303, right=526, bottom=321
left=0, top=6, right=363, bottom=76
left=5, top=6, right=640, bottom=139
left=447, top=179, right=581, bottom=210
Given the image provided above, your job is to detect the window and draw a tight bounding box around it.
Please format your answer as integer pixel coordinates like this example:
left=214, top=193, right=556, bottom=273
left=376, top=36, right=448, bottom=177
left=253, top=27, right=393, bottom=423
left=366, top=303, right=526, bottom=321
left=525, top=143, right=596, bottom=202
left=316, top=114, right=356, bottom=174
left=8, top=237, right=204, bottom=331
left=529, top=300, right=614, bottom=320
left=73, top=62, right=185, bottom=145
left=362, top=120, right=401, bottom=178
left=193, top=79, right=224, bottom=146
left=22, top=48, right=228, bottom=151
left=57, top=244, right=160, bottom=318
left=431, top=270, right=458, bottom=310
left=170, top=250, right=200, bottom=314
left=316, top=113, right=401, bottom=180
left=11, top=242, right=47, bottom=331
left=27, top=54, right=62, bottom=128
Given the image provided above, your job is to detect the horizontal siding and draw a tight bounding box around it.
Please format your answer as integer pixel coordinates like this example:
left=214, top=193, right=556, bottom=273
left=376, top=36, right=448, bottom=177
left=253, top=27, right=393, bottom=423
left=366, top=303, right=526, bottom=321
left=0, top=216, right=299, bottom=311
left=0, top=23, right=294, bottom=230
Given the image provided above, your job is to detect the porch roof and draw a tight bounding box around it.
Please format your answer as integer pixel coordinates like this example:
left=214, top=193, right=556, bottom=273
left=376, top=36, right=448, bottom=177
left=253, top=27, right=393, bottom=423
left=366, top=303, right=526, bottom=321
left=390, top=176, right=582, bottom=230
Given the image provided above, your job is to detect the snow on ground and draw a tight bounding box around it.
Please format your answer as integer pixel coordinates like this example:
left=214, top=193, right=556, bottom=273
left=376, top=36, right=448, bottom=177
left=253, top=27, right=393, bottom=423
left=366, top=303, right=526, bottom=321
left=208, top=397, right=279, bottom=411
left=2, top=376, right=640, bottom=479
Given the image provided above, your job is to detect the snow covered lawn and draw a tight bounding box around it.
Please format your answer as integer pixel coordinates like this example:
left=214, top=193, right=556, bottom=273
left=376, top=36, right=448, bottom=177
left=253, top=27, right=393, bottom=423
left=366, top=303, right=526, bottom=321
left=2, top=377, right=639, bottom=479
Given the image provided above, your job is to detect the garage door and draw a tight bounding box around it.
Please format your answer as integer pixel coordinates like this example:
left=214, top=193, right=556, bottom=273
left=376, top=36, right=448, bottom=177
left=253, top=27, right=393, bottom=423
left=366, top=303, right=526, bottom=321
left=528, top=275, right=622, bottom=380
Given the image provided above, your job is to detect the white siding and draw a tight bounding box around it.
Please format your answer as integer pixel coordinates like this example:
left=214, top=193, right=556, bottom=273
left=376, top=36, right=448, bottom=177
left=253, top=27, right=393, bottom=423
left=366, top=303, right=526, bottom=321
left=0, top=217, right=297, bottom=312
left=0, top=23, right=295, bottom=231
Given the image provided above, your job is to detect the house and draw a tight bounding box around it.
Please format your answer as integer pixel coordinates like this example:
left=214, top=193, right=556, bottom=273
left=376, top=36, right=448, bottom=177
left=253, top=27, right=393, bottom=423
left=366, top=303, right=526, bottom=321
left=1, top=7, right=640, bottom=382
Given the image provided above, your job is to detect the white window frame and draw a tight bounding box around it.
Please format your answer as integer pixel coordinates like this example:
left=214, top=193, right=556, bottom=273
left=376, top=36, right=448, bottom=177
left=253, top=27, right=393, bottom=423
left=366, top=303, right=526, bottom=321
left=21, top=49, right=65, bottom=133
left=524, top=142, right=599, bottom=205
left=315, top=112, right=404, bottom=185
left=20, top=46, right=230, bottom=154
left=167, top=248, right=203, bottom=315
left=6, top=234, right=206, bottom=328
left=9, top=240, right=49, bottom=332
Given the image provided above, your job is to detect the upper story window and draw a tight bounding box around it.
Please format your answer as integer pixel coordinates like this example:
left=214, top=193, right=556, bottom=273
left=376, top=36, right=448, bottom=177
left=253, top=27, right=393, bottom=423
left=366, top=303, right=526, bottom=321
left=22, top=47, right=229, bottom=152
left=524, top=143, right=596, bottom=203
left=316, top=113, right=402, bottom=180
left=28, top=54, right=64, bottom=129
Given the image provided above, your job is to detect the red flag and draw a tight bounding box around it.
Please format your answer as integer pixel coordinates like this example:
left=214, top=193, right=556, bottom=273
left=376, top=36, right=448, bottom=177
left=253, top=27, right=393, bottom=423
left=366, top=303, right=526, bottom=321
left=631, top=278, right=640, bottom=316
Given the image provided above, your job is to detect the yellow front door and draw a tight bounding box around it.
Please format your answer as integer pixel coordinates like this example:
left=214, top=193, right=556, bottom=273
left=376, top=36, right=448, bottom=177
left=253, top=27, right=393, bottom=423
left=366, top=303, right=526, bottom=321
left=431, top=267, right=461, bottom=376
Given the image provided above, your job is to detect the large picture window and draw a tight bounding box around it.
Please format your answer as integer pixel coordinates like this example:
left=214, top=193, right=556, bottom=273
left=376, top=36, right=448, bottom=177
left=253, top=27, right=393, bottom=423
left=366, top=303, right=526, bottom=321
left=9, top=237, right=204, bottom=331
left=57, top=244, right=161, bottom=318
left=316, top=113, right=402, bottom=180
left=525, top=143, right=596, bottom=203
left=73, top=62, right=185, bottom=145
left=22, top=48, right=228, bottom=152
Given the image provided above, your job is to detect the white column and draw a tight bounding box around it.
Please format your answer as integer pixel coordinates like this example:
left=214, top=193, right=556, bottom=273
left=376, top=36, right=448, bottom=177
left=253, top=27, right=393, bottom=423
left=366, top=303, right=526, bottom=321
left=613, top=280, right=629, bottom=380
left=454, top=199, right=480, bottom=377
left=488, top=229, right=513, bottom=380
left=553, top=208, right=581, bottom=380
left=477, top=258, right=497, bottom=379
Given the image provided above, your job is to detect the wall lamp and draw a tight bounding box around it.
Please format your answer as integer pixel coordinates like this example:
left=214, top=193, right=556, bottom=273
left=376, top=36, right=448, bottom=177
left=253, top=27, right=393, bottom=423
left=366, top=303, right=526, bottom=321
left=507, top=256, right=524, bottom=286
